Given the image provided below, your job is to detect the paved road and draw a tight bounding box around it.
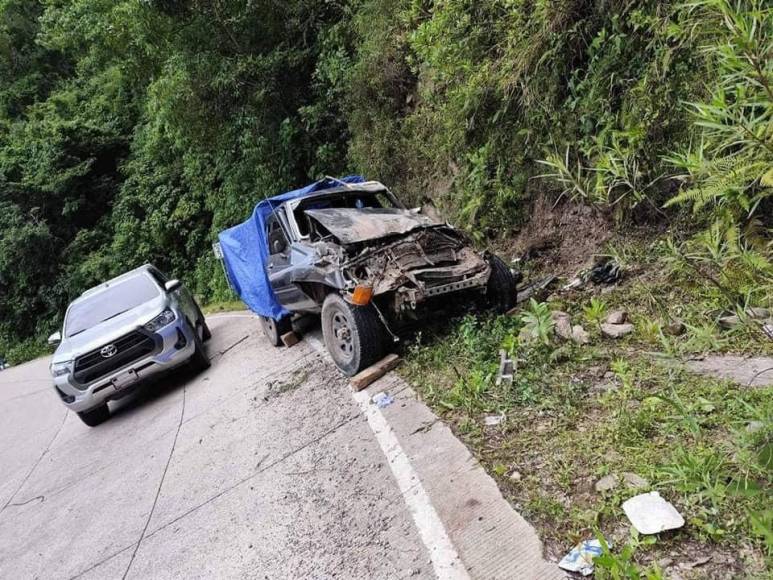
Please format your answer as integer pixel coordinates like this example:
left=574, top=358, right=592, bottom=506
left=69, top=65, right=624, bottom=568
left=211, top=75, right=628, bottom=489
left=0, top=314, right=560, bottom=579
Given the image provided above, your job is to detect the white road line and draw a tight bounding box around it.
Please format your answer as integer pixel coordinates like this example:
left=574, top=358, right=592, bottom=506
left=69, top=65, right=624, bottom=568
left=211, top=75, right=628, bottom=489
left=305, top=335, right=469, bottom=580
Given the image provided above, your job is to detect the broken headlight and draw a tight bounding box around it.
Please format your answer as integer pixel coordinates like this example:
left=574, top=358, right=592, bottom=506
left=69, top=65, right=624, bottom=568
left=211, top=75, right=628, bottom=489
left=144, top=308, right=176, bottom=332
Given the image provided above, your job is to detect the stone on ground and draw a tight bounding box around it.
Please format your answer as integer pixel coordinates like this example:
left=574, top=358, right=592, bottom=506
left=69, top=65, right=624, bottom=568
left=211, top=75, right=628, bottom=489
left=601, top=323, right=634, bottom=338
left=606, top=310, right=628, bottom=325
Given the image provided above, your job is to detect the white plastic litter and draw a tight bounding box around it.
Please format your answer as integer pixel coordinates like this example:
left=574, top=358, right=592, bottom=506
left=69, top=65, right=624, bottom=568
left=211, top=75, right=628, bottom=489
left=484, top=414, right=505, bottom=426
left=558, top=539, right=606, bottom=576
left=371, top=392, right=394, bottom=409
left=622, top=491, right=685, bottom=534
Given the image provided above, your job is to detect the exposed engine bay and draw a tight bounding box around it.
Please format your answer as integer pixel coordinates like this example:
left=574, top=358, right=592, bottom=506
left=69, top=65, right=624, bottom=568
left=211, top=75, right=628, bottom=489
left=288, top=205, right=492, bottom=319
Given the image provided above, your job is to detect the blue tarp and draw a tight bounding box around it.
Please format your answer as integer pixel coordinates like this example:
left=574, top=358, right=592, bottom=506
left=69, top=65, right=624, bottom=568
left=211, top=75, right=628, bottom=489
left=218, top=176, right=366, bottom=320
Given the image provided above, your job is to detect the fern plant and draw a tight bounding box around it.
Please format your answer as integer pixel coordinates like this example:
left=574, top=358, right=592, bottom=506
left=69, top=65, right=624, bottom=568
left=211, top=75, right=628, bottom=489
left=665, top=0, right=772, bottom=225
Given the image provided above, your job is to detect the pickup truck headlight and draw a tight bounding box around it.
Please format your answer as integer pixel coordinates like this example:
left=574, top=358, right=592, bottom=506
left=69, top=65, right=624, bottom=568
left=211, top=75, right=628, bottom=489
left=144, top=309, right=176, bottom=332
left=51, top=362, right=70, bottom=377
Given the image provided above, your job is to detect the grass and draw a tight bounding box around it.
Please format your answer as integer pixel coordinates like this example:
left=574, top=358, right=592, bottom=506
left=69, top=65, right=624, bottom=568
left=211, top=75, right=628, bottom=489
left=201, top=299, right=248, bottom=314
left=401, top=238, right=772, bottom=577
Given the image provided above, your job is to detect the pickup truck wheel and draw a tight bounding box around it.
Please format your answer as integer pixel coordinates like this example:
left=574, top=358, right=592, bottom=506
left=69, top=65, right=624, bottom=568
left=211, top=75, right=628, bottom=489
left=190, top=322, right=211, bottom=371
left=195, top=307, right=211, bottom=341
left=260, top=315, right=291, bottom=347
left=486, top=255, right=517, bottom=313
left=321, top=293, right=385, bottom=377
left=77, top=404, right=110, bottom=427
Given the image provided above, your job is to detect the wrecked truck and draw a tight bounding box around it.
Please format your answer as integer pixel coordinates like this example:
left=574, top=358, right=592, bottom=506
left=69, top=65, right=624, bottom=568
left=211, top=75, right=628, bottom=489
left=218, top=176, right=518, bottom=376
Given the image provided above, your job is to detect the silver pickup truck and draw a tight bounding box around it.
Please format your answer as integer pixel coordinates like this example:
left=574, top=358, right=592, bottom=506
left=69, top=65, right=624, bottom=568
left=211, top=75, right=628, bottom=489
left=48, top=264, right=211, bottom=426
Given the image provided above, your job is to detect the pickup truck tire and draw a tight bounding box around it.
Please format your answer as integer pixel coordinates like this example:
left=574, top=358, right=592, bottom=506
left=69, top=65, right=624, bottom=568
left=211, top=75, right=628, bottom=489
left=260, top=315, right=291, bottom=347
left=190, top=322, right=211, bottom=371
left=77, top=404, right=110, bottom=427
left=195, top=307, right=211, bottom=341
left=321, top=293, right=385, bottom=376
left=486, top=255, right=517, bottom=313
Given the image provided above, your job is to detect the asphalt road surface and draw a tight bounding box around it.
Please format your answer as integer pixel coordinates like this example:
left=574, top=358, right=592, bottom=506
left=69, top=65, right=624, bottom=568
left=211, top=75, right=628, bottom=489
left=0, top=314, right=561, bottom=579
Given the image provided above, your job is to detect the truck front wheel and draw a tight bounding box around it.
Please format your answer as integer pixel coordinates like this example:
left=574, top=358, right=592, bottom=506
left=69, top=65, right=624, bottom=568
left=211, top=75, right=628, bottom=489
left=77, top=404, right=110, bottom=427
left=486, top=255, right=518, bottom=313
left=321, top=294, right=385, bottom=376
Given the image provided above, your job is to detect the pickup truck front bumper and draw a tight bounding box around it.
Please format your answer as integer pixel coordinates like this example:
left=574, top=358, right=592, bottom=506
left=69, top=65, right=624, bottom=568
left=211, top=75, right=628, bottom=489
left=53, top=320, right=196, bottom=413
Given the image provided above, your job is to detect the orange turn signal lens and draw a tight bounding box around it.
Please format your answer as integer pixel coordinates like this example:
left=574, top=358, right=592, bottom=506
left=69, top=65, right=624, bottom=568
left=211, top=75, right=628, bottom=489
left=351, top=286, right=373, bottom=306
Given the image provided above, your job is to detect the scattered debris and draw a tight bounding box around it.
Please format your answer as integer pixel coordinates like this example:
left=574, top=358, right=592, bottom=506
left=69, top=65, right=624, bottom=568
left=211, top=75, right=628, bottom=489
left=484, top=414, right=506, bottom=427
left=350, top=354, right=401, bottom=391
left=496, top=349, right=514, bottom=386
left=622, top=492, right=685, bottom=534
left=622, top=472, right=649, bottom=489
left=514, top=275, right=558, bottom=306
left=718, top=315, right=741, bottom=330
left=280, top=331, right=300, bottom=347
left=372, top=392, right=395, bottom=409
left=595, top=474, right=618, bottom=493
left=606, top=310, right=628, bottom=325
left=509, top=470, right=522, bottom=482
left=747, top=307, right=770, bottom=320
left=601, top=323, right=634, bottom=338
left=562, top=277, right=584, bottom=291
left=589, top=258, right=622, bottom=285
left=558, top=538, right=608, bottom=576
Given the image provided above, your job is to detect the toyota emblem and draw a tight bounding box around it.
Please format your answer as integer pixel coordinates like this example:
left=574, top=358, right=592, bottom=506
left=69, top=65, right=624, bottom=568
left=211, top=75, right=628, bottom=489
left=100, top=344, right=118, bottom=358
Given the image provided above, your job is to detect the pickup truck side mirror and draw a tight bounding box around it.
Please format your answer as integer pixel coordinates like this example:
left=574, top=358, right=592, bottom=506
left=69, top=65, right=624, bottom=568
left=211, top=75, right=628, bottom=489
left=165, top=279, right=182, bottom=292
left=48, top=331, right=61, bottom=345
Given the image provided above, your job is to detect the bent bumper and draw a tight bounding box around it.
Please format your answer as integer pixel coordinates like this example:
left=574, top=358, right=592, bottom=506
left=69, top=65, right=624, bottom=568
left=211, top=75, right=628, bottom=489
left=53, top=320, right=196, bottom=413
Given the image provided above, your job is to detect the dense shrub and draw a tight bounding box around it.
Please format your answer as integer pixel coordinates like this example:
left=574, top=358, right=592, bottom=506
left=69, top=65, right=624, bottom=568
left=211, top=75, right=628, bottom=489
left=0, top=0, right=769, bottom=357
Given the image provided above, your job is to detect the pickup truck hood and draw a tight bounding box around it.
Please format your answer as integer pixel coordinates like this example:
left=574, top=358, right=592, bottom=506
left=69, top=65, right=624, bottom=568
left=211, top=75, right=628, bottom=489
left=304, top=208, right=441, bottom=245
left=52, top=295, right=167, bottom=364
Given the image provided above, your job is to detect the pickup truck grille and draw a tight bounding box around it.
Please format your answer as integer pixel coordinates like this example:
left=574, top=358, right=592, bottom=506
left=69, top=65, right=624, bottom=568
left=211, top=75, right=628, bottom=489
left=73, top=330, right=157, bottom=386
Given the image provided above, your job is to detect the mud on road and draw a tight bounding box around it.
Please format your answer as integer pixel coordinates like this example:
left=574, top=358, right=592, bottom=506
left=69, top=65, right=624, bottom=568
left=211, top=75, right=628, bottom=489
left=0, top=314, right=559, bottom=579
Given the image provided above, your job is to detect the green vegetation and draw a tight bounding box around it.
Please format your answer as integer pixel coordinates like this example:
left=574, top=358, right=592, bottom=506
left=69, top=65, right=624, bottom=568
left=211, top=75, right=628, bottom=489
left=1, top=0, right=770, bottom=362
left=403, top=236, right=771, bottom=575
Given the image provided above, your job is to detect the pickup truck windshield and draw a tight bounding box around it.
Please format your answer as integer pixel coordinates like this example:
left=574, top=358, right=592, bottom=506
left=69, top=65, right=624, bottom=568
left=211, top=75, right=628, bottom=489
left=65, top=275, right=160, bottom=337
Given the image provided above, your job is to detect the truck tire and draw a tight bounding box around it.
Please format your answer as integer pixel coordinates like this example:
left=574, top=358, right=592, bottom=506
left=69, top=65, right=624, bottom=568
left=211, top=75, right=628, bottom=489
left=321, top=293, right=386, bottom=377
left=195, top=306, right=211, bottom=341
left=260, top=315, right=291, bottom=347
left=77, top=404, right=110, bottom=427
left=486, top=255, right=518, bottom=313
left=190, top=322, right=211, bottom=371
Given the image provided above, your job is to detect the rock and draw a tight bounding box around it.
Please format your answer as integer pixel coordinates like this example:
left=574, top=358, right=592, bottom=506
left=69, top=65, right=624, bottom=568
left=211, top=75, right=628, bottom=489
left=747, top=307, right=770, bottom=319
left=601, top=323, right=634, bottom=338
left=595, top=474, right=618, bottom=492
left=509, top=470, right=522, bottom=482
left=606, top=310, right=628, bottom=325
left=551, top=311, right=573, bottom=340
left=718, top=315, right=741, bottom=330
left=622, top=472, right=649, bottom=489
left=664, top=321, right=686, bottom=336
left=746, top=420, right=764, bottom=433
left=657, top=557, right=673, bottom=569
left=571, top=325, right=590, bottom=344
